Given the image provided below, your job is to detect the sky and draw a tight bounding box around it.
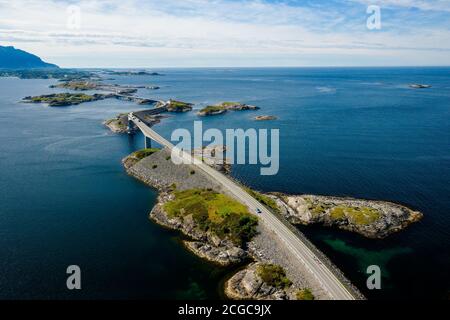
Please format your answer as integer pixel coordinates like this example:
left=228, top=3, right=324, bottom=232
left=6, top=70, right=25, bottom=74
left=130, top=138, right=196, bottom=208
left=0, top=0, right=449, bottom=67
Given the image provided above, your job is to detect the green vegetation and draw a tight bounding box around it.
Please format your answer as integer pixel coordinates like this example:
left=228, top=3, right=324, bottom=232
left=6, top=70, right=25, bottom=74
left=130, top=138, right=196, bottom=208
left=256, top=264, right=292, bottom=289
left=198, top=102, right=257, bottom=115
left=199, top=105, right=226, bottom=114
left=330, top=206, right=381, bottom=225
left=296, top=288, right=315, bottom=300
left=303, top=198, right=331, bottom=216
left=105, top=114, right=127, bottom=129
left=51, top=81, right=97, bottom=91
left=23, top=93, right=105, bottom=106
left=166, top=100, right=193, bottom=112
left=166, top=155, right=171, bottom=161
left=221, top=102, right=239, bottom=107
left=131, top=148, right=160, bottom=160
left=244, top=187, right=280, bottom=213
left=105, top=70, right=161, bottom=76
left=163, top=189, right=258, bottom=246
left=312, top=204, right=327, bottom=215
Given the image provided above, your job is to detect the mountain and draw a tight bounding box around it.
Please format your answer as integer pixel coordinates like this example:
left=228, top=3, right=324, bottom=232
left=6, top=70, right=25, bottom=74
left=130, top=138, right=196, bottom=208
left=0, top=46, right=59, bottom=69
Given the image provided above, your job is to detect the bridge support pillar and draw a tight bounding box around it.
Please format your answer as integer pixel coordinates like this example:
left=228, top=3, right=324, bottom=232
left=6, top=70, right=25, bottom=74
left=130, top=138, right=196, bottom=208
left=145, top=136, right=152, bottom=149
left=127, top=118, right=136, bottom=135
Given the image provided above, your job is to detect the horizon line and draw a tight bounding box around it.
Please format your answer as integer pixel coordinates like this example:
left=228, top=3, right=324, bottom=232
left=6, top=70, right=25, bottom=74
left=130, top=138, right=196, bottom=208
left=56, top=65, right=450, bottom=69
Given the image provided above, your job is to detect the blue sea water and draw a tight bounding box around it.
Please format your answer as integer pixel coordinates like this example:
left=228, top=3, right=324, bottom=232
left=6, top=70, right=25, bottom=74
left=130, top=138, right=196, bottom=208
left=0, top=67, right=449, bottom=299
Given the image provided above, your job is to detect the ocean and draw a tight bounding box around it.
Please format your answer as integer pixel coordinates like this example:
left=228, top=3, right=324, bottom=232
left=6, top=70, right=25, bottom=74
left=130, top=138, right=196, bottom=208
left=0, top=67, right=449, bottom=299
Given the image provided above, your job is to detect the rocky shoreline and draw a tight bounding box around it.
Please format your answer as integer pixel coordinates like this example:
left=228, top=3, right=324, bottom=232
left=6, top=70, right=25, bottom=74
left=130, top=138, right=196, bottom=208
left=270, top=194, right=423, bottom=239
left=120, top=140, right=422, bottom=299
left=149, top=192, right=248, bottom=266
left=154, top=99, right=193, bottom=112
left=197, top=102, right=259, bottom=116
left=225, top=262, right=310, bottom=300
left=103, top=113, right=129, bottom=133
left=254, top=115, right=277, bottom=121
left=120, top=146, right=423, bottom=299
left=123, top=150, right=246, bottom=266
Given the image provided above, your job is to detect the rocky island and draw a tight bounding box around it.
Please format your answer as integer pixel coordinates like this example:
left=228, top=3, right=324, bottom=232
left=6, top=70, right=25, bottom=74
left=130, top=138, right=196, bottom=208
left=104, top=112, right=165, bottom=134
left=103, top=113, right=129, bottom=133
left=22, top=92, right=114, bottom=107
left=197, top=102, right=259, bottom=116
left=254, top=115, right=277, bottom=121
left=50, top=80, right=159, bottom=93
left=156, top=99, right=193, bottom=112
left=270, top=194, right=423, bottom=239
left=121, top=147, right=365, bottom=300
left=104, top=70, right=163, bottom=76
left=409, top=84, right=432, bottom=89
left=23, top=90, right=158, bottom=107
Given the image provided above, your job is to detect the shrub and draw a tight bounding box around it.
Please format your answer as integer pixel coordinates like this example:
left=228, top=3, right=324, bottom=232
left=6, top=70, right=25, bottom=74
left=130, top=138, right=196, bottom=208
left=244, top=187, right=280, bottom=213
left=256, top=264, right=292, bottom=289
left=169, top=183, right=177, bottom=191
left=132, top=148, right=160, bottom=160
left=296, top=289, right=315, bottom=300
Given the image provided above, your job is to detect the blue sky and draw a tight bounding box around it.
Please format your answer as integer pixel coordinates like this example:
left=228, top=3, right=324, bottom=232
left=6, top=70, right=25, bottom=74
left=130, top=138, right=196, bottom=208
left=0, top=0, right=449, bottom=67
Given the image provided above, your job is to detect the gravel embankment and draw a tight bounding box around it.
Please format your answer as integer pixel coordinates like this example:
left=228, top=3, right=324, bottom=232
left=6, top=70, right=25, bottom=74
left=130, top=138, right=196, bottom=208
left=123, top=148, right=363, bottom=300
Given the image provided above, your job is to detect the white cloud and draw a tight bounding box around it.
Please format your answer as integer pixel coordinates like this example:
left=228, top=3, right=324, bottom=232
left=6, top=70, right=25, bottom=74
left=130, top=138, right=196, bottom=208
left=350, top=0, right=450, bottom=12
left=0, top=0, right=449, bottom=67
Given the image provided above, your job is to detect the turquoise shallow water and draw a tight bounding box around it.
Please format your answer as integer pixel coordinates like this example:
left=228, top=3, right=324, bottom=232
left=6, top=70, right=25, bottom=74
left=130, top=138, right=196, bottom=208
left=0, top=67, right=449, bottom=299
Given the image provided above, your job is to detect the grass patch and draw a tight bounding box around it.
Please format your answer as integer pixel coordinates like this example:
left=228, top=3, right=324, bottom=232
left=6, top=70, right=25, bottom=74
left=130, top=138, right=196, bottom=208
left=199, top=105, right=226, bottom=113
left=163, top=189, right=258, bottom=246
left=167, top=100, right=193, bottom=112
left=256, top=264, right=292, bottom=289
left=55, top=81, right=97, bottom=91
left=221, top=102, right=239, bottom=107
left=311, top=204, right=326, bottom=215
left=296, top=289, right=315, bottom=300
left=131, top=148, right=160, bottom=160
left=244, top=187, right=280, bottom=213
left=330, top=206, right=381, bottom=225
left=303, top=198, right=330, bottom=216
left=105, top=116, right=127, bottom=129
